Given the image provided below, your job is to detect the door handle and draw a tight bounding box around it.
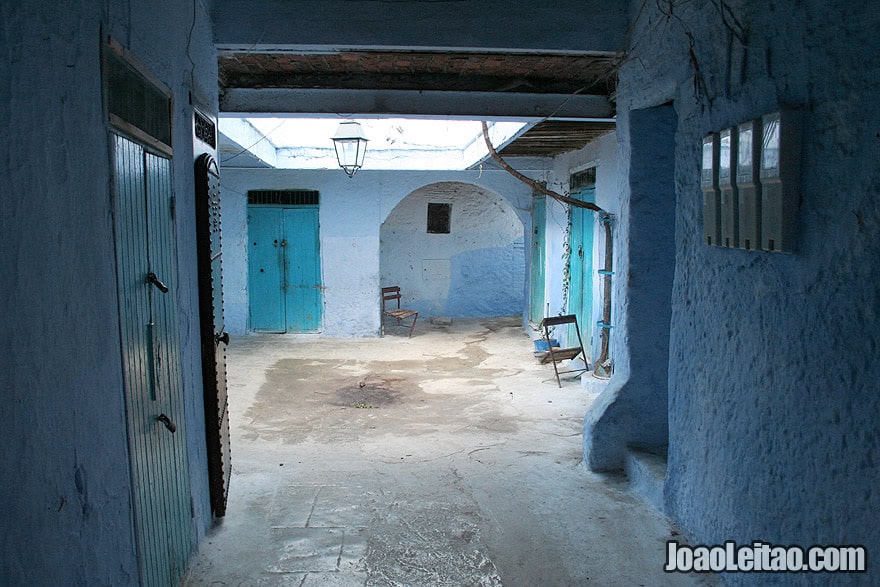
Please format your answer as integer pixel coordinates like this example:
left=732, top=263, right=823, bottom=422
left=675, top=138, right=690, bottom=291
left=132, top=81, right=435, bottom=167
left=215, top=331, right=230, bottom=345
left=157, top=413, right=177, bottom=434
left=148, top=272, right=169, bottom=293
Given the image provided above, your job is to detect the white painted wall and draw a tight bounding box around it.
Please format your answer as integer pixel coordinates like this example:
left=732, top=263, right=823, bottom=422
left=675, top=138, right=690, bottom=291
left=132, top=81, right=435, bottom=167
left=381, top=182, right=524, bottom=318
left=221, top=169, right=533, bottom=336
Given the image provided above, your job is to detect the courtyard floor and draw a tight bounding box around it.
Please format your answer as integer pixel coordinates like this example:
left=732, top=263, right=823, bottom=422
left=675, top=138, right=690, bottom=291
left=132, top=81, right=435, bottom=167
left=183, top=317, right=711, bottom=586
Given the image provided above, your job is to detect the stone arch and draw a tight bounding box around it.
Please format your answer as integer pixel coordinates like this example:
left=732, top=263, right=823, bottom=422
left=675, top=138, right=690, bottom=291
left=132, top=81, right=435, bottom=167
left=380, top=181, right=525, bottom=318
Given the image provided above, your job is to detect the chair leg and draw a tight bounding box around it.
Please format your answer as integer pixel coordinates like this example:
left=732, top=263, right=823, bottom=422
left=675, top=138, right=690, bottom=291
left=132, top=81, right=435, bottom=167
left=408, top=314, right=418, bottom=338
left=545, top=325, right=562, bottom=388
left=553, top=366, right=562, bottom=387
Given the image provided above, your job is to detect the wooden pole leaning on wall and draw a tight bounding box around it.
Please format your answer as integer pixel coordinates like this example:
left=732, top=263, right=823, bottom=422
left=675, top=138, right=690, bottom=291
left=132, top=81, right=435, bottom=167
left=480, top=121, right=605, bottom=213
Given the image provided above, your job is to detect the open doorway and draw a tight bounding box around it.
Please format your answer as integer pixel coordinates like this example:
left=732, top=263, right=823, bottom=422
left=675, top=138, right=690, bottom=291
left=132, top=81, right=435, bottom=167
left=190, top=45, right=637, bottom=585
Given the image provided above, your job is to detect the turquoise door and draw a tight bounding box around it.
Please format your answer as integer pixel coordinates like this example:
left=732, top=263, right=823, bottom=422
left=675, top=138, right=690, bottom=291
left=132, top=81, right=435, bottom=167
left=112, top=134, right=191, bottom=586
left=568, top=187, right=596, bottom=353
left=248, top=205, right=322, bottom=332
left=529, top=195, right=547, bottom=324
left=248, top=207, right=285, bottom=331
left=283, top=207, right=322, bottom=331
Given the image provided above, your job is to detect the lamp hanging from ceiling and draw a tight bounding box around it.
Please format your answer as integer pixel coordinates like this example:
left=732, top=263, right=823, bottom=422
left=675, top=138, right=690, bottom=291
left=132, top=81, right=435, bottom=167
left=331, top=121, right=369, bottom=177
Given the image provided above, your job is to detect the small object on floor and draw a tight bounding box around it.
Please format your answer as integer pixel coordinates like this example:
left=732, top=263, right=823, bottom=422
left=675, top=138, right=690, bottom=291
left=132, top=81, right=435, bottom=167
left=593, top=359, right=613, bottom=379
left=431, top=316, right=453, bottom=326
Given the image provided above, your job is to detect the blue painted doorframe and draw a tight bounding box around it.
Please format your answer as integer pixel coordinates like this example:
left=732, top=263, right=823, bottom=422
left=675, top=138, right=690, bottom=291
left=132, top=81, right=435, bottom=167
left=568, top=186, right=596, bottom=354
left=248, top=205, right=322, bottom=332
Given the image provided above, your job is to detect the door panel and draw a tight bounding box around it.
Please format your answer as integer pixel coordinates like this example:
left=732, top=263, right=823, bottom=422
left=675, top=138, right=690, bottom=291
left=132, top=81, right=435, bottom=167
left=568, top=187, right=595, bottom=352
left=248, top=207, right=285, bottom=332
left=529, top=196, right=547, bottom=324
left=194, top=154, right=231, bottom=518
left=283, top=207, right=322, bottom=332
left=113, top=134, right=191, bottom=586
left=248, top=205, right=322, bottom=333
left=144, top=150, right=191, bottom=579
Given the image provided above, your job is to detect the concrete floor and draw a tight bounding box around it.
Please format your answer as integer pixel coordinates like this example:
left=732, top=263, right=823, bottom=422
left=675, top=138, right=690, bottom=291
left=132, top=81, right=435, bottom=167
left=184, top=317, right=711, bottom=586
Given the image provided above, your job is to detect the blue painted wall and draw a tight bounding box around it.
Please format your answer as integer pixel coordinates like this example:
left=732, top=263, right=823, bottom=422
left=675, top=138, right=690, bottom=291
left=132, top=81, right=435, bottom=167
left=0, top=1, right=217, bottom=583
left=596, top=0, right=880, bottom=582
left=583, top=104, right=677, bottom=468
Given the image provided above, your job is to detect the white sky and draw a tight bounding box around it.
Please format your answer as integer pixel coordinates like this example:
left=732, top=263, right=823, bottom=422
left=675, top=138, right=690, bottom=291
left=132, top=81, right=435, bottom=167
left=247, top=117, right=498, bottom=151
left=224, top=117, right=529, bottom=170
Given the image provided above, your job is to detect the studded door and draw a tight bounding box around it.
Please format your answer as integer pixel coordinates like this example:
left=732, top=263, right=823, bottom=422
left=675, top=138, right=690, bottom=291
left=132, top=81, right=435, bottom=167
left=194, top=153, right=231, bottom=517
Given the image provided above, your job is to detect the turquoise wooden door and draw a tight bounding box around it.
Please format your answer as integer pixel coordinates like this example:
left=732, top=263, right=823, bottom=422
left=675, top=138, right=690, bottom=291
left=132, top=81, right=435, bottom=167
left=283, top=207, right=322, bottom=331
left=529, top=195, right=547, bottom=324
left=248, top=205, right=322, bottom=332
left=568, top=187, right=596, bottom=353
left=112, top=134, right=191, bottom=587
left=248, top=207, right=285, bottom=331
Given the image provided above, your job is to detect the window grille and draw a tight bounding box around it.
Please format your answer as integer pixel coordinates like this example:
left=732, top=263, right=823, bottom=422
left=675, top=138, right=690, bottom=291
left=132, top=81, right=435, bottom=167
left=247, top=190, right=320, bottom=206
left=427, top=203, right=451, bottom=234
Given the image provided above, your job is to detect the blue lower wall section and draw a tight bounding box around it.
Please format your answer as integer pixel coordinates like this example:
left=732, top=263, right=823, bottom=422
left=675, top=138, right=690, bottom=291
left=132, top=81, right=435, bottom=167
left=445, top=245, right=525, bottom=317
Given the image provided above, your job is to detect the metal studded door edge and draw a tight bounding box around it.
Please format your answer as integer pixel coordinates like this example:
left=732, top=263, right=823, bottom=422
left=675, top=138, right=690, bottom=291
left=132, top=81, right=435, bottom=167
left=194, top=153, right=231, bottom=517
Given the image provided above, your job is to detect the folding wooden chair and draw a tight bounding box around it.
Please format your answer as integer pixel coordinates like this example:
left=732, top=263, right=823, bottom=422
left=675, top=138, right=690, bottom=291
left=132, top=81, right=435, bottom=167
left=381, top=286, right=419, bottom=337
left=539, top=314, right=589, bottom=387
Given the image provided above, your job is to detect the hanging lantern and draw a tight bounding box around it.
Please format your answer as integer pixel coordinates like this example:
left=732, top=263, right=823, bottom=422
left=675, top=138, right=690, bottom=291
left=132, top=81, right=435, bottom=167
left=331, top=121, right=369, bottom=177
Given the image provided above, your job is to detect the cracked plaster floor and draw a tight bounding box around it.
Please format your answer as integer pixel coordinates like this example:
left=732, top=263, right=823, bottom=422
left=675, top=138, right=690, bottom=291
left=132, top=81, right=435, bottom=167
left=183, top=317, right=712, bottom=587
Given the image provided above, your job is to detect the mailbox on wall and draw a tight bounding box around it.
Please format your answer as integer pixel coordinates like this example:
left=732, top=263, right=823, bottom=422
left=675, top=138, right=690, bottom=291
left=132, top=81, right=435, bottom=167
left=760, top=110, right=802, bottom=252
left=736, top=119, right=762, bottom=251
left=701, top=133, right=721, bottom=246
left=718, top=128, right=739, bottom=248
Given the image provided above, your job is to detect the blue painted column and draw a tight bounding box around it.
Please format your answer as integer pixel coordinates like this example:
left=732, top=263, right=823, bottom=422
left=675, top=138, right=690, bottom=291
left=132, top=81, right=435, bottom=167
left=584, top=104, right=677, bottom=470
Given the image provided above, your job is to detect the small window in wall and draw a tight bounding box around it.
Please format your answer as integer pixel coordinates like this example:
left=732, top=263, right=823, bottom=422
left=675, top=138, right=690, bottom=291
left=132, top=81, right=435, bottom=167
left=104, top=38, right=173, bottom=155
left=570, top=167, right=597, bottom=191
left=427, top=203, right=451, bottom=234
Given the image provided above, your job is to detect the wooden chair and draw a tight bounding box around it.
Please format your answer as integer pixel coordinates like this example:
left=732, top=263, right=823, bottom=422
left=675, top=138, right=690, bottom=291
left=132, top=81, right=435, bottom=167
left=539, top=314, right=589, bottom=387
left=381, top=286, right=419, bottom=337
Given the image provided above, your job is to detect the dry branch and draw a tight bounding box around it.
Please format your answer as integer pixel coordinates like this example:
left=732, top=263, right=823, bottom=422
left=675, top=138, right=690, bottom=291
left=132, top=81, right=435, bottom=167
left=481, top=121, right=604, bottom=212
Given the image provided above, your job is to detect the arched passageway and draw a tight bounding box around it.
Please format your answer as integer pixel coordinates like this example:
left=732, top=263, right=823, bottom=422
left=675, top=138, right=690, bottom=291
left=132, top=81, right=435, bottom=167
left=380, top=181, right=525, bottom=319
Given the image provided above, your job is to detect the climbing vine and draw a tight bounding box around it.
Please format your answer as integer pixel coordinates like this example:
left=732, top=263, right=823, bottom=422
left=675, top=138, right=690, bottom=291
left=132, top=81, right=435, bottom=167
left=560, top=206, right=572, bottom=315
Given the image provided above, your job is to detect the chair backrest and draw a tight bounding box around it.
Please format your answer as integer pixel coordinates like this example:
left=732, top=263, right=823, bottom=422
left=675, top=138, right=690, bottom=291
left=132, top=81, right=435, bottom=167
left=541, top=314, right=577, bottom=327
left=542, top=314, right=584, bottom=348
left=381, top=286, right=402, bottom=312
